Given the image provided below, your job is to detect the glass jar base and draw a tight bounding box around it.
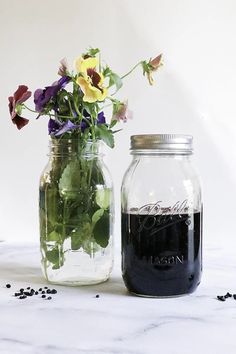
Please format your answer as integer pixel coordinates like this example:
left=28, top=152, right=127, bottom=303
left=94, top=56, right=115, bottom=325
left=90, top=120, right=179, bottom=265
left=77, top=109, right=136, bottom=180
left=46, top=274, right=110, bottom=287
left=129, top=291, right=193, bottom=299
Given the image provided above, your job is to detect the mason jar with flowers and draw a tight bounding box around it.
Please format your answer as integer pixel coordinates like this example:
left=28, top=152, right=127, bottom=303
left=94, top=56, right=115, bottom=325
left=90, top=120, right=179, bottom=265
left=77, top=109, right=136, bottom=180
left=8, top=48, right=162, bottom=285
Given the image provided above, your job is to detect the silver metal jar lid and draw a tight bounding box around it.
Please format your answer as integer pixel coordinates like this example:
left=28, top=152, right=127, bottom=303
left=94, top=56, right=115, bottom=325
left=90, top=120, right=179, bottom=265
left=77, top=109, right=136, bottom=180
left=130, top=134, right=193, bottom=154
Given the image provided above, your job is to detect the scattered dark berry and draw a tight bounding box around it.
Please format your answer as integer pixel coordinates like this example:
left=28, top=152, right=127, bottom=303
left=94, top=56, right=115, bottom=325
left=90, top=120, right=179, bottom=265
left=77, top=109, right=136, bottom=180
left=19, top=295, right=27, bottom=299
left=27, top=287, right=31, bottom=290
left=224, top=292, right=232, bottom=298
left=42, top=295, right=46, bottom=298
left=6, top=284, right=11, bottom=288
left=14, top=293, right=21, bottom=297
left=51, top=289, right=57, bottom=294
left=217, top=296, right=226, bottom=301
left=35, top=291, right=39, bottom=295
left=95, top=294, right=100, bottom=298
left=233, top=294, right=236, bottom=300
left=47, top=296, right=52, bottom=300
left=20, top=288, right=24, bottom=293
left=23, top=292, right=30, bottom=296
left=42, top=291, right=45, bottom=294
left=46, top=289, right=51, bottom=294
left=39, top=288, right=42, bottom=291
left=44, top=286, right=48, bottom=289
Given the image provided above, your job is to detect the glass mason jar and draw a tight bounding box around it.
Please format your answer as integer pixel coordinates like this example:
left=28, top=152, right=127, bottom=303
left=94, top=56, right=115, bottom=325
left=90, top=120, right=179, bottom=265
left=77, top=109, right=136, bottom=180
left=121, top=134, right=202, bottom=297
left=39, top=139, right=114, bottom=285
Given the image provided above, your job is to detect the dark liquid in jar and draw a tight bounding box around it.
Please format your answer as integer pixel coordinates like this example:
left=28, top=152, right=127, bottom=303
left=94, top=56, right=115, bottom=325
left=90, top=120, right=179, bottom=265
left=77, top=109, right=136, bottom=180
left=121, top=212, right=202, bottom=297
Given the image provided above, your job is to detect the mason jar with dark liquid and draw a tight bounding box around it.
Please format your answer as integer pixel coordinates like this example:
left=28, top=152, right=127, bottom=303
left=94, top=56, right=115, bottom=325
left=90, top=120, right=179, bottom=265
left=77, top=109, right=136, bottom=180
left=121, top=134, right=202, bottom=297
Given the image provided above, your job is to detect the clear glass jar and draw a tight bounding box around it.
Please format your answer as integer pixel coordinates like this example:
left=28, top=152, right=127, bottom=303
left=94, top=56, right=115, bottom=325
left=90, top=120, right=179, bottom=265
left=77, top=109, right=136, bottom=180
left=39, top=139, right=114, bottom=285
left=121, top=134, right=202, bottom=297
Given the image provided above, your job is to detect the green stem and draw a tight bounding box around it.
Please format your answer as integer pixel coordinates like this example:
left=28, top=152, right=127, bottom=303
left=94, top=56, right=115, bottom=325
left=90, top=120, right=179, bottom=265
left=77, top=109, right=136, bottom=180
left=120, top=61, right=143, bottom=80
left=51, top=113, right=75, bottom=120
left=73, top=101, right=82, bottom=121
left=68, top=99, right=74, bottom=118
left=22, top=104, right=38, bottom=113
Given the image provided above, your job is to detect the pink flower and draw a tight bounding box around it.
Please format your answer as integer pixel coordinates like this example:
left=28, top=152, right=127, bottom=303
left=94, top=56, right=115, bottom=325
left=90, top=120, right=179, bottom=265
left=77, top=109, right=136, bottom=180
left=8, top=85, right=31, bottom=130
left=58, top=58, right=68, bottom=76
left=147, top=54, right=163, bottom=85
left=149, top=54, right=163, bottom=70
left=112, top=100, right=132, bottom=122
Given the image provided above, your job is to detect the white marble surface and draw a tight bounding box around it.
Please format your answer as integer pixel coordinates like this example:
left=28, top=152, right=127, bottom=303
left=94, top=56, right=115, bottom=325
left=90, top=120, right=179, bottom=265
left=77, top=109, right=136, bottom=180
left=0, top=242, right=236, bottom=354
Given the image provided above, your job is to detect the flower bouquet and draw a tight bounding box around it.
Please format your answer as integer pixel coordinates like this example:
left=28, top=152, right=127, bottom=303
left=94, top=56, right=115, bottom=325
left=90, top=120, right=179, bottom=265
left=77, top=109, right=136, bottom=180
left=8, top=48, right=162, bottom=285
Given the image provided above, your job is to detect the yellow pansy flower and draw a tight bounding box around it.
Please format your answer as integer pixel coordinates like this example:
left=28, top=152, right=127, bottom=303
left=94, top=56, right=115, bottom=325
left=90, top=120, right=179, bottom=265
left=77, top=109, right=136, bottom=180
left=75, top=56, right=98, bottom=74
left=77, top=72, right=108, bottom=103
left=75, top=56, right=108, bottom=103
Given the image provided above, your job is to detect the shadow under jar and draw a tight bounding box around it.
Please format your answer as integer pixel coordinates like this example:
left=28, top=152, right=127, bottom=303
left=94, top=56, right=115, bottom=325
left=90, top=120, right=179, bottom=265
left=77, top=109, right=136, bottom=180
left=121, top=134, right=202, bottom=297
left=39, top=139, right=114, bottom=286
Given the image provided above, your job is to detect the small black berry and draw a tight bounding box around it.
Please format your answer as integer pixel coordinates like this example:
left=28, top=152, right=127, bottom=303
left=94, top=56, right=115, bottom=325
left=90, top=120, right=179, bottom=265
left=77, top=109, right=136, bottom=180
left=35, top=291, right=39, bottom=295
left=27, top=287, right=31, bottom=290
left=217, top=296, right=226, bottom=301
left=95, top=294, right=100, bottom=298
left=224, top=292, right=232, bottom=298
left=42, top=291, right=45, bottom=294
left=51, top=289, right=57, bottom=294
left=39, top=288, right=42, bottom=291
left=47, top=296, right=52, bottom=300
left=15, top=293, right=21, bottom=297
left=6, top=284, right=11, bottom=288
left=42, top=295, right=46, bottom=298
left=46, top=289, right=51, bottom=294
left=19, top=295, right=27, bottom=299
left=20, top=288, right=24, bottom=293
left=233, top=294, right=236, bottom=300
left=44, top=286, right=48, bottom=289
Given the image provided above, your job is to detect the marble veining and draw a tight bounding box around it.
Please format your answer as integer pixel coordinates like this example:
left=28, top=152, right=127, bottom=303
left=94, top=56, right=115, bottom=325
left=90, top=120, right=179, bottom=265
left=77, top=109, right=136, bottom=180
left=0, top=242, right=236, bottom=354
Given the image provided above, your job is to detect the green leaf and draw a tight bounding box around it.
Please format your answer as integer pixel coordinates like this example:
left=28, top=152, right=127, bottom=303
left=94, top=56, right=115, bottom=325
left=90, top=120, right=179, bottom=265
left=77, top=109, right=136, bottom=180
left=93, top=211, right=110, bottom=248
left=112, top=99, right=123, bottom=116
left=86, top=47, right=100, bottom=56
left=103, top=66, right=123, bottom=92
left=109, top=72, right=123, bottom=92
left=141, top=60, right=149, bottom=75
left=71, top=230, right=83, bottom=251
left=59, top=160, right=81, bottom=199
left=112, top=129, right=122, bottom=134
left=47, top=230, right=61, bottom=242
left=40, top=187, right=62, bottom=234
left=71, top=221, right=92, bottom=251
left=96, top=189, right=111, bottom=209
left=82, top=239, right=100, bottom=255
left=92, top=208, right=104, bottom=224
left=96, top=125, right=114, bottom=148
left=109, top=119, right=118, bottom=129
left=46, top=247, right=59, bottom=264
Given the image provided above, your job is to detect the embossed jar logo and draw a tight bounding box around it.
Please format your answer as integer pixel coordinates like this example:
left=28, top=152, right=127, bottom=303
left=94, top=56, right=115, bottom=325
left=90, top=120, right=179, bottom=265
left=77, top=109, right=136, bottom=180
left=137, top=199, right=191, bottom=236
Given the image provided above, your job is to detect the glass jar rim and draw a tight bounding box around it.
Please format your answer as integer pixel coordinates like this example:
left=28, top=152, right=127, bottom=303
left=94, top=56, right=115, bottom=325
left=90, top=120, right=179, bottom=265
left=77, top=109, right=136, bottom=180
left=130, top=134, right=193, bottom=155
left=48, top=138, right=103, bottom=157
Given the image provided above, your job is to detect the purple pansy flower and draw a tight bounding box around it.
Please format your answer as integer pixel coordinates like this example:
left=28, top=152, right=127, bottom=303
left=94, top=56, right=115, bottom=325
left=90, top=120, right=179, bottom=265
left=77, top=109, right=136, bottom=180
left=54, top=120, right=79, bottom=137
left=48, top=118, right=62, bottom=135
left=34, top=76, right=70, bottom=113
left=97, top=111, right=106, bottom=124
left=80, top=120, right=89, bottom=133
left=80, top=111, right=106, bottom=132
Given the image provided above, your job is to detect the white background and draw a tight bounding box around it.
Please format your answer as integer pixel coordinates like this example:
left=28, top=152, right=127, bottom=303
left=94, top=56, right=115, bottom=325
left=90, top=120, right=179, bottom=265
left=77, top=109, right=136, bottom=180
left=1, top=0, right=236, bottom=246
